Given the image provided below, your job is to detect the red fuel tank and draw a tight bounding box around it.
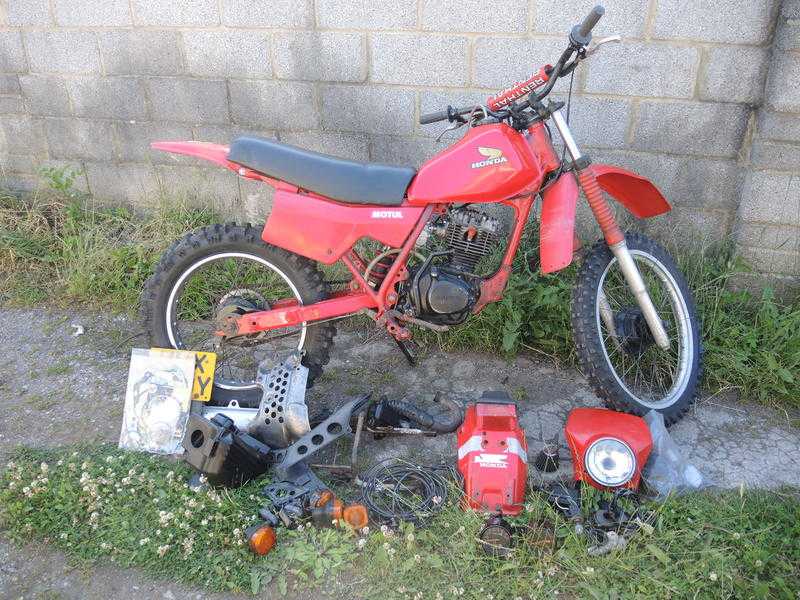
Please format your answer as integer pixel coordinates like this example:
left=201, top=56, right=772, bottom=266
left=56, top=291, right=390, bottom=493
left=456, top=393, right=528, bottom=516
left=407, top=123, right=546, bottom=205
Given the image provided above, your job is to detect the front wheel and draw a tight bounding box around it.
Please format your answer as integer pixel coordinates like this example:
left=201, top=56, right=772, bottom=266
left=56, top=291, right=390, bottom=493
left=571, top=233, right=703, bottom=425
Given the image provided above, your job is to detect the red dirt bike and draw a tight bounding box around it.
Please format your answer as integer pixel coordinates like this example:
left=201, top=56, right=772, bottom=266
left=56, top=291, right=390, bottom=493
left=144, top=6, right=702, bottom=425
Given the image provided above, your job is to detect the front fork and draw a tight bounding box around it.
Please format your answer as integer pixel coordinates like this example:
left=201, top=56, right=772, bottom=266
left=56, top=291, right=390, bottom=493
left=551, top=109, right=670, bottom=350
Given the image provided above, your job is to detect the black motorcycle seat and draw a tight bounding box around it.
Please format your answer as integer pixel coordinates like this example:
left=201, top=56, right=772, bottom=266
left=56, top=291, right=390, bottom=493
left=228, top=136, right=416, bottom=206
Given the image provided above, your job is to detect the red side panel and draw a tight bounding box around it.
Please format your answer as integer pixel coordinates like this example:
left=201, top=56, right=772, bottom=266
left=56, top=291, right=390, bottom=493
left=593, top=164, right=671, bottom=218
left=262, top=190, right=425, bottom=265
left=539, top=173, right=579, bottom=274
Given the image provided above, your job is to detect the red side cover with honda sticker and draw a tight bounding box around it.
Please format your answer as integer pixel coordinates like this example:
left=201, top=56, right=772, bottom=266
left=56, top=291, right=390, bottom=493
left=262, top=190, right=425, bottom=265
left=457, top=402, right=528, bottom=516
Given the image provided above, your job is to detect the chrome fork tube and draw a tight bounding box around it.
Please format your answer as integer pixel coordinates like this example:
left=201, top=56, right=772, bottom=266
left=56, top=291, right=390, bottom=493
left=551, top=107, right=670, bottom=351
left=609, top=240, right=670, bottom=350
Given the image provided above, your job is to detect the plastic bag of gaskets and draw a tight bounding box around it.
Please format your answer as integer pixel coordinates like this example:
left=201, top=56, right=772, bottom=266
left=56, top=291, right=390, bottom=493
left=642, top=410, right=708, bottom=499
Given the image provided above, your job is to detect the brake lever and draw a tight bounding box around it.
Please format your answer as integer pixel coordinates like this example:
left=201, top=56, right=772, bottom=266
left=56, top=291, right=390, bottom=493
left=436, top=120, right=463, bottom=142
left=585, top=35, right=622, bottom=57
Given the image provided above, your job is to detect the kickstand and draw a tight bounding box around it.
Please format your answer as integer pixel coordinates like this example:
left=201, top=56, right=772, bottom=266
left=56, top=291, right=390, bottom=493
left=393, top=338, right=418, bottom=366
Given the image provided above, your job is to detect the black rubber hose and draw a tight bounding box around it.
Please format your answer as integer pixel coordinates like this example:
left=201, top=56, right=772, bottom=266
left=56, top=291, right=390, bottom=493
left=382, top=396, right=463, bottom=433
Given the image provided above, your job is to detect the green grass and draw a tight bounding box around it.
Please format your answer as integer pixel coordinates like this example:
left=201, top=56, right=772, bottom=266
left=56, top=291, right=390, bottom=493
left=2, top=168, right=799, bottom=408
left=1, top=445, right=798, bottom=599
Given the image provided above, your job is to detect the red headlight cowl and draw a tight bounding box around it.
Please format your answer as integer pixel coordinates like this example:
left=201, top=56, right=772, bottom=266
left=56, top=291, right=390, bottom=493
left=564, top=407, right=652, bottom=490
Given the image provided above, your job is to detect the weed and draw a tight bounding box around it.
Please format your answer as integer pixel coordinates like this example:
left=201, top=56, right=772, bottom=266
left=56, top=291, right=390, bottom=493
left=1, top=445, right=798, bottom=598
left=45, top=361, right=72, bottom=376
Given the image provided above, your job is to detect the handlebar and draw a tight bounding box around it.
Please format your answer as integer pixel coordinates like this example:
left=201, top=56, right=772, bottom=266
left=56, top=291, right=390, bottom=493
left=419, top=5, right=605, bottom=125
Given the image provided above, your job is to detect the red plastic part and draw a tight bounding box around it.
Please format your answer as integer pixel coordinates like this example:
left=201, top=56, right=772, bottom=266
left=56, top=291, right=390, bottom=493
left=457, top=402, right=528, bottom=516
left=564, top=408, right=653, bottom=490
left=593, top=164, right=672, bottom=219
left=406, top=123, right=546, bottom=205
left=262, top=189, right=426, bottom=265
left=539, top=173, right=579, bottom=274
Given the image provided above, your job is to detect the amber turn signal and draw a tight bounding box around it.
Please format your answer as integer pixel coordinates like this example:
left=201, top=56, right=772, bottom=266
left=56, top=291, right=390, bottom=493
left=342, top=504, right=369, bottom=529
left=246, top=523, right=277, bottom=556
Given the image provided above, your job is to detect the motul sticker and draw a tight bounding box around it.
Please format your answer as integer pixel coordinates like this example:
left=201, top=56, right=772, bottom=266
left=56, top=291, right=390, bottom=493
left=474, top=453, right=509, bottom=469
left=371, top=210, right=403, bottom=219
left=471, top=147, right=508, bottom=169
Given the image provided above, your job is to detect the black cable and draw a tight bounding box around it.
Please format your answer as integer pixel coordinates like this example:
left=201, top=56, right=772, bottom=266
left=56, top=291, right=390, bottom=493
left=358, top=459, right=455, bottom=526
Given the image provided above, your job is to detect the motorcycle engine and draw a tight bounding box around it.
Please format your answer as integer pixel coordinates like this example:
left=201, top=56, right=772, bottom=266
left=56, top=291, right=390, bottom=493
left=403, top=208, right=503, bottom=325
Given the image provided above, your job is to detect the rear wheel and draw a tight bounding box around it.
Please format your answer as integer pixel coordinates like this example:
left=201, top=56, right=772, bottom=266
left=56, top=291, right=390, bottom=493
left=141, top=223, right=336, bottom=408
left=571, top=233, right=702, bottom=425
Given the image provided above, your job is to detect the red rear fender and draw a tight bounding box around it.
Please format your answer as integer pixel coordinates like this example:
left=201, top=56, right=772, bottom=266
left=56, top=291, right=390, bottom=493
left=151, top=141, right=233, bottom=168
left=538, top=165, right=671, bottom=274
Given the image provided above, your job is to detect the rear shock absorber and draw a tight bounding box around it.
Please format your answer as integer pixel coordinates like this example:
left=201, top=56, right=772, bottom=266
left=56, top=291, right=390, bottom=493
left=365, top=251, right=397, bottom=288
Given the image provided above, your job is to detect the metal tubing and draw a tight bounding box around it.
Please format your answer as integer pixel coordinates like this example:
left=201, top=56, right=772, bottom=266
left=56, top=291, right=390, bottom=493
left=551, top=109, right=583, bottom=162
left=609, top=240, right=670, bottom=350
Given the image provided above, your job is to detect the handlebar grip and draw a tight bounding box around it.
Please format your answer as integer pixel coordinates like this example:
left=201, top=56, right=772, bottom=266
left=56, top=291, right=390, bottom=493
left=579, top=5, right=605, bottom=38
left=419, top=108, right=450, bottom=125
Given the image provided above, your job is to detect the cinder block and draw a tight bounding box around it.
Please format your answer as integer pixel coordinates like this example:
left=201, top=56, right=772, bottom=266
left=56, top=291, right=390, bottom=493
left=222, top=0, right=312, bottom=28
left=422, top=0, right=527, bottom=32
left=6, top=0, right=51, bottom=25
left=473, top=37, right=567, bottom=90
left=563, top=96, right=632, bottom=150
left=131, top=0, right=219, bottom=26
left=653, top=0, right=777, bottom=44
left=279, top=131, right=370, bottom=162
left=584, top=42, right=699, bottom=99
left=0, top=115, right=47, bottom=155
left=19, top=75, right=71, bottom=116
left=533, top=0, right=649, bottom=38
left=316, top=0, right=417, bottom=30
left=274, top=32, right=365, bottom=82
left=85, top=162, right=159, bottom=205
left=751, top=140, right=800, bottom=171
left=184, top=31, right=271, bottom=78
left=67, top=77, right=147, bottom=120
left=240, top=178, right=274, bottom=223
left=321, top=85, right=415, bottom=135
left=644, top=207, right=733, bottom=245
left=52, top=0, right=131, bottom=26
left=44, top=118, right=116, bottom=161
left=700, top=46, right=769, bottom=104
left=738, top=246, right=800, bottom=276
left=757, top=111, right=800, bottom=144
left=766, top=52, right=800, bottom=113
left=370, top=135, right=446, bottom=167
left=154, top=165, right=240, bottom=209
left=740, top=172, right=800, bottom=226
left=737, top=223, right=800, bottom=252
left=24, top=31, right=100, bottom=74
left=0, top=32, right=26, bottom=73
left=776, top=16, right=800, bottom=51
left=115, top=122, right=194, bottom=164
left=0, top=97, right=24, bottom=114
left=229, top=80, right=317, bottom=130
left=370, top=34, right=469, bottom=87
left=0, top=75, right=20, bottom=96
left=146, top=78, right=229, bottom=124
left=632, top=101, right=748, bottom=158
left=99, top=31, right=183, bottom=76
left=193, top=124, right=276, bottom=143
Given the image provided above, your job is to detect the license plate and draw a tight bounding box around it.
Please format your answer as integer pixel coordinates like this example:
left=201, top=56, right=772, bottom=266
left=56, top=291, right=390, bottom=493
left=150, top=349, right=217, bottom=403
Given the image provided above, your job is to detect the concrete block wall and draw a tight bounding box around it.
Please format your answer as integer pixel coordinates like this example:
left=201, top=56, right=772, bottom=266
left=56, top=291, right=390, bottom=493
left=0, top=0, right=797, bottom=285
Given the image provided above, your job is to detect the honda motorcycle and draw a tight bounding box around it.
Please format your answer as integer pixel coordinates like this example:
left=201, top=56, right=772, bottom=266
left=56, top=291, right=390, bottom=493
left=143, top=6, right=702, bottom=425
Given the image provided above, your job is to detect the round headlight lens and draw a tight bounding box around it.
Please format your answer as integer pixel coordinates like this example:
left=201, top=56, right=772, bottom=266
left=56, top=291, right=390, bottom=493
left=584, top=437, right=636, bottom=487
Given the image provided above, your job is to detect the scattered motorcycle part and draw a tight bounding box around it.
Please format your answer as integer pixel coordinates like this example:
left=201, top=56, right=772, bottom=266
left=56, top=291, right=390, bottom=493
left=542, top=481, right=583, bottom=523
left=273, top=394, right=371, bottom=479
left=642, top=409, right=706, bottom=499
left=249, top=353, right=311, bottom=448
left=181, top=413, right=273, bottom=488
left=202, top=401, right=258, bottom=430
left=262, top=462, right=328, bottom=510
left=457, top=391, right=528, bottom=515
left=246, top=523, right=277, bottom=556
left=257, top=506, right=280, bottom=528
left=564, top=407, right=652, bottom=490
left=478, top=515, right=514, bottom=557
left=534, top=443, right=560, bottom=473
left=310, top=496, right=345, bottom=528
left=358, top=459, right=452, bottom=526
left=587, top=530, right=627, bottom=556
left=368, top=394, right=464, bottom=434
left=342, top=504, right=370, bottom=529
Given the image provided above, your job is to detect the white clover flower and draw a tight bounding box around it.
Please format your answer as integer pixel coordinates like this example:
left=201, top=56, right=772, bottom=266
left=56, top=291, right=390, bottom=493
left=709, top=573, right=718, bottom=582
left=59, top=533, right=67, bottom=540
left=139, top=538, right=150, bottom=546
left=360, top=526, right=370, bottom=536
left=8, top=481, right=16, bottom=490
left=432, top=495, right=443, bottom=505
left=105, top=456, right=113, bottom=464
left=414, top=554, right=421, bottom=563
left=40, top=462, right=49, bottom=473
left=406, top=532, right=415, bottom=542
left=201, top=519, right=209, bottom=526
left=755, top=560, right=763, bottom=568
left=157, top=544, right=171, bottom=557
left=387, top=547, right=396, bottom=556
left=356, top=538, right=367, bottom=549
left=57, top=460, right=63, bottom=467
left=584, top=566, right=595, bottom=575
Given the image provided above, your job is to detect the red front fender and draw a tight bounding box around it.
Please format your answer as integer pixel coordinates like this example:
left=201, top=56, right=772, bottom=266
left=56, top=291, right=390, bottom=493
left=539, top=165, right=671, bottom=274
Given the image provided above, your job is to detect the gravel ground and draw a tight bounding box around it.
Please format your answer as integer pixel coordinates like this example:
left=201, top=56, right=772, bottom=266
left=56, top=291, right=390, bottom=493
left=1, top=307, right=798, bottom=599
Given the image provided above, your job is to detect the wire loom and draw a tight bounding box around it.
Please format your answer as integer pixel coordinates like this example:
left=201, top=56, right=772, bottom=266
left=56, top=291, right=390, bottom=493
left=357, top=459, right=458, bottom=526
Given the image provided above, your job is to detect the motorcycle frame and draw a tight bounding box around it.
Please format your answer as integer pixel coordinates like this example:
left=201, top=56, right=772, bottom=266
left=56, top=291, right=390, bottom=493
left=152, top=112, right=671, bottom=343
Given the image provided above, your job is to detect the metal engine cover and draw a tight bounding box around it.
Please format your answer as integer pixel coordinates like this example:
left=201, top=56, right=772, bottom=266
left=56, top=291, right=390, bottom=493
left=247, top=352, right=311, bottom=448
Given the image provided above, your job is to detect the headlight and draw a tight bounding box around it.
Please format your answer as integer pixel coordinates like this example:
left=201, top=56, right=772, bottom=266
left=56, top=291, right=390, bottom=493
left=584, top=437, right=636, bottom=487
